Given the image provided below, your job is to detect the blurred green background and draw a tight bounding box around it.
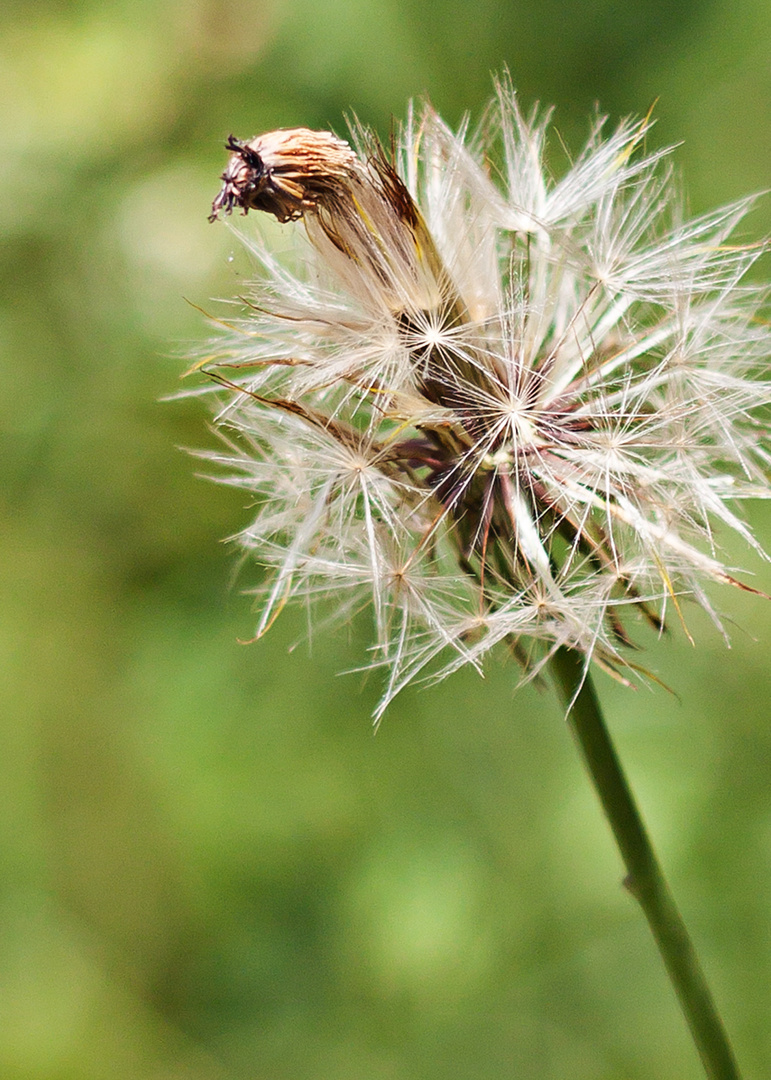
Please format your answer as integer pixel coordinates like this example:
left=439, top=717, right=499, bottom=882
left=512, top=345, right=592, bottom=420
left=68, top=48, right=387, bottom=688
left=2, top=1, right=771, bottom=1077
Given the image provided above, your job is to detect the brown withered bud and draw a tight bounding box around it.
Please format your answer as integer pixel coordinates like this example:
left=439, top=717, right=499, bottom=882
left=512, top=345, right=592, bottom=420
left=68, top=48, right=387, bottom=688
left=209, top=128, right=359, bottom=224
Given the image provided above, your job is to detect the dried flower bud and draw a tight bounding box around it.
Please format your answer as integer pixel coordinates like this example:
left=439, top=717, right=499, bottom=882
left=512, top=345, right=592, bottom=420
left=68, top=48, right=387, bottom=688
left=210, top=126, right=454, bottom=317
left=209, top=128, right=359, bottom=223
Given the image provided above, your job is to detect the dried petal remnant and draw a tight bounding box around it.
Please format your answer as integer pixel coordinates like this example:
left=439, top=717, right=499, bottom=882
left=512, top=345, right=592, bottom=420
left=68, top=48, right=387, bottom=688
left=209, top=128, right=359, bottom=223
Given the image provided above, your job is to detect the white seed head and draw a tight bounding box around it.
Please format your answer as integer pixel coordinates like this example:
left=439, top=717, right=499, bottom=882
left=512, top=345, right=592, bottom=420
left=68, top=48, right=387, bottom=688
left=198, top=78, right=771, bottom=718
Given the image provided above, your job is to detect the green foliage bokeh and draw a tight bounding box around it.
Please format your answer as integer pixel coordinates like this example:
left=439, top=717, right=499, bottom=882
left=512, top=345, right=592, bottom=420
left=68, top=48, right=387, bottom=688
left=2, top=2, right=771, bottom=1077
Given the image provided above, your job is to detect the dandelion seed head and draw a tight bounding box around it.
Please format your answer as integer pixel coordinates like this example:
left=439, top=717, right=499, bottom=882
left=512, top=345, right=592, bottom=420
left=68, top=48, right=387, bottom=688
left=196, top=77, right=771, bottom=715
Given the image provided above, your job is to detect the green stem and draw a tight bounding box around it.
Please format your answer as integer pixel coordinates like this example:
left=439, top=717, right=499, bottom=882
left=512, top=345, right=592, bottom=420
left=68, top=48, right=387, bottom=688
left=550, top=647, right=741, bottom=1080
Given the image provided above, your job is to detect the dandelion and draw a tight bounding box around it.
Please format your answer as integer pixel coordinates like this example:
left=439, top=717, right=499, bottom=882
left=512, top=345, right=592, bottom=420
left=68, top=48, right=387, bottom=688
left=198, top=78, right=770, bottom=1078
left=202, top=85, right=770, bottom=718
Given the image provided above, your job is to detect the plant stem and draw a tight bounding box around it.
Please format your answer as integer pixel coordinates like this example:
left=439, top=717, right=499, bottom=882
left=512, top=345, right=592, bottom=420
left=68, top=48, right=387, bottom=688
left=550, top=646, right=741, bottom=1080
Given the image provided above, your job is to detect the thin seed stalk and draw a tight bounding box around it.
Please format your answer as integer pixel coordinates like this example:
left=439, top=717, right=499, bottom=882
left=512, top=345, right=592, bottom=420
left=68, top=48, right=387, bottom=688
left=550, top=647, right=741, bottom=1080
